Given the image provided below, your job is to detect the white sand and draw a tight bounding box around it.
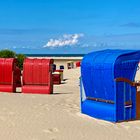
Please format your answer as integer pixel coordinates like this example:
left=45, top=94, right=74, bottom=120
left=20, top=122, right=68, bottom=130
left=0, top=66, right=140, bottom=140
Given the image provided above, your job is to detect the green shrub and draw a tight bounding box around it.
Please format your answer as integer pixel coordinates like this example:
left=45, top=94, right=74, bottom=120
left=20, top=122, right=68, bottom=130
left=0, top=49, right=16, bottom=58
left=16, top=54, right=26, bottom=70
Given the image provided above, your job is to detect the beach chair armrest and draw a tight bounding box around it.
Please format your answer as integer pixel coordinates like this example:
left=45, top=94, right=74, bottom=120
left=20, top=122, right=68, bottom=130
left=115, top=77, right=140, bottom=87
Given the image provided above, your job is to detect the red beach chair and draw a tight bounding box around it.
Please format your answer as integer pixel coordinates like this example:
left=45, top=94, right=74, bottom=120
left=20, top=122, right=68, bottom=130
left=0, top=58, right=20, bottom=92
left=76, top=61, right=81, bottom=67
left=55, top=70, right=63, bottom=81
left=52, top=73, right=61, bottom=84
left=22, top=58, right=54, bottom=94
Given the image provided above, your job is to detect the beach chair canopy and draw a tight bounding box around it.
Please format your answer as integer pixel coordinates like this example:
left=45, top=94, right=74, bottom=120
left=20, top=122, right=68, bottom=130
left=81, top=49, right=140, bottom=122
left=0, top=58, right=21, bottom=92
left=22, top=58, right=54, bottom=94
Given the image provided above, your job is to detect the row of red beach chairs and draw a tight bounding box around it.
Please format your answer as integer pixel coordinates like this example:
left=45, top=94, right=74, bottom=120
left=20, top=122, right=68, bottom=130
left=0, top=58, right=63, bottom=94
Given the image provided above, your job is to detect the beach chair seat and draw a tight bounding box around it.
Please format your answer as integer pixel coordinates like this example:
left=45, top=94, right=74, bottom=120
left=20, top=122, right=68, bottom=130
left=22, top=58, right=54, bottom=94
left=0, top=84, right=16, bottom=92
left=22, top=85, right=50, bottom=94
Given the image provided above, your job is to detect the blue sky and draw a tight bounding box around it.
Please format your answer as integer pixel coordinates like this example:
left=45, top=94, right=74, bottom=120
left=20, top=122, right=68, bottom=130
left=0, top=0, right=140, bottom=54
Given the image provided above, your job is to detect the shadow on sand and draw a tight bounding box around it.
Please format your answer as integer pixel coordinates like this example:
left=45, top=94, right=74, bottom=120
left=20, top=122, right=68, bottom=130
left=52, top=92, right=73, bottom=95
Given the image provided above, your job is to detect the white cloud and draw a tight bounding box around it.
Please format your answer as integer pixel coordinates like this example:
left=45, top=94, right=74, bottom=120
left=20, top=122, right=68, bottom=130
left=43, top=33, right=84, bottom=48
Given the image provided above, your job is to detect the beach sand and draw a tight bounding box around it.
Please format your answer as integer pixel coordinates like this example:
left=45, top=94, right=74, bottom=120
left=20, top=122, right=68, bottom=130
left=0, top=61, right=140, bottom=140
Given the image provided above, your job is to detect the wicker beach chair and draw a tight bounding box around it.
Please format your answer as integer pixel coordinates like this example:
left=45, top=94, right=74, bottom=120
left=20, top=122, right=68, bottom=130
left=22, top=58, right=54, bottom=94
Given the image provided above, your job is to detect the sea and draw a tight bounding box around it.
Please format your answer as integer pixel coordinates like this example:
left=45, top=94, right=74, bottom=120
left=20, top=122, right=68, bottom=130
left=25, top=54, right=85, bottom=57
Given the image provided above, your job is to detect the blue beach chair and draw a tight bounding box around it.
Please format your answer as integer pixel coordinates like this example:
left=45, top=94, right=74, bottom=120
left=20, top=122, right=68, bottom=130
left=80, top=49, right=140, bottom=122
